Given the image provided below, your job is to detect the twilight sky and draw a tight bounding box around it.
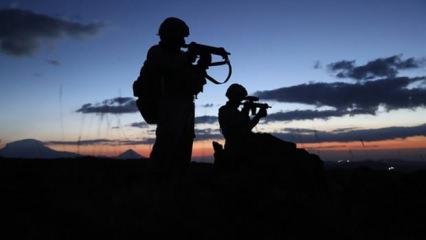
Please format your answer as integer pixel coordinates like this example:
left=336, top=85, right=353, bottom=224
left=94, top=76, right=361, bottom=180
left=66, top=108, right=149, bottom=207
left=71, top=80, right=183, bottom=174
left=1, top=0, right=425, bottom=161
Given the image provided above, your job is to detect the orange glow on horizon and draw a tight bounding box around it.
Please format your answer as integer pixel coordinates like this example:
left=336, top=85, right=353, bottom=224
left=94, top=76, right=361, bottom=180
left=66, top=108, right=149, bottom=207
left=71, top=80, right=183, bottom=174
left=47, top=140, right=220, bottom=158
left=47, top=136, right=426, bottom=159
left=48, top=144, right=153, bottom=158
left=301, top=136, right=426, bottom=151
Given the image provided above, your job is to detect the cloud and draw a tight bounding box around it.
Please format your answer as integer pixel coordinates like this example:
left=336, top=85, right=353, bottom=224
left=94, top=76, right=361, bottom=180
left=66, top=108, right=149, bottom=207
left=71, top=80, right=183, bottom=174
left=331, top=127, right=359, bottom=133
left=266, top=109, right=373, bottom=122
left=327, top=55, right=425, bottom=81
left=313, top=60, right=322, bottom=69
left=129, top=116, right=219, bottom=129
left=46, top=138, right=155, bottom=146
left=78, top=98, right=218, bottom=125
left=45, top=129, right=222, bottom=146
left=46, top=59, right=60, bottom=66
left=256, top=76, right=426, bottom=117
left=129, top=119, right=221, bottom=140
left=129, top=121, right=149, bottom=128
left=76, top=97, right=138, bottom=114
left=0, top=9, right=103, bottom=56
left=195, top=115, right=218, bottom=124
left=201, top=103, right=214, bottom=108
left=133, top=127, right=222, bottom=142
left=274, top=123, right=426, bottom=143
left=306, top=145, right=349, bottom=149
left=45, top=123, right=426, bottom=147
left=194, top=128, right=222, bottom=140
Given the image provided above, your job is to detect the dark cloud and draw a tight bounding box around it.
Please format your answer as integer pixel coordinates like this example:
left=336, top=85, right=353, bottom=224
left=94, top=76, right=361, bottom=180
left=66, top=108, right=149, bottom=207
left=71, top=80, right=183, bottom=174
left=327, top=55, right=425, bottom=81
left=313, top=60, right=322, bottom=69
left=129, top=121, right=149, bottom=128
left=0, top=9, right=103, bottom=56
left=46, top=59, right=60, bottom=66
left=331, top=127, right=358, bottom=133
left=46, top=138, right=155, bottom=146
left=194, top=128, right=222, bottom=140
left=46, top=139, right=111, bottom=145
left=45, top=129, right=222, bottom=146
left=274, top=123, right=426, bottom=143
left=130, top=122, right=220, bottom=130
left=118, top=138, right=156, bottom=145
left=76, top=97, right=138, bottom=114
left=195, top=115, right=218, bottom=124
left=256, top=77, right=426, bottom=118
left=127, top=125, right=222, bottom=140
left=281, top=128, right=321, bottom=135
left=266, top=109, right=373, bottom=122
left=46, top=123, right=426, bottom=146
left=128, top=116, right=219, bottom=126
left=306, top=145, right=348, bottom=149
left=328, top=60, right=355, bottom=72
left=201, top=103, right=214, bottom=108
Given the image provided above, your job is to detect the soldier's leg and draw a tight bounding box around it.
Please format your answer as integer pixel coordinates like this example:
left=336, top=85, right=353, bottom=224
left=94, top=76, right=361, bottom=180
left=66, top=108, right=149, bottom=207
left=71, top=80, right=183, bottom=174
left=150, top=100, right=181, bottom=172
left=173, top=101, right=195, bottom=173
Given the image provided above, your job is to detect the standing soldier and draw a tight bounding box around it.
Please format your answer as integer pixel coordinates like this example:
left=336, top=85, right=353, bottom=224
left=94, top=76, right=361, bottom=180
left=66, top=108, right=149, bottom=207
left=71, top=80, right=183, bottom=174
left=133, top=17, right=211, bottom=175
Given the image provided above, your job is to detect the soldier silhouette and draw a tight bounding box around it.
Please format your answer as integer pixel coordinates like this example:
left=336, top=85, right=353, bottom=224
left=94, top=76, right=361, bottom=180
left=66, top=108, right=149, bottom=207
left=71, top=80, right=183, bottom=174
left=134, top=17, right=211, bottom=174
left=216, top=84, right=325, bottom=191
left=216, top=83, right=301, bottom=169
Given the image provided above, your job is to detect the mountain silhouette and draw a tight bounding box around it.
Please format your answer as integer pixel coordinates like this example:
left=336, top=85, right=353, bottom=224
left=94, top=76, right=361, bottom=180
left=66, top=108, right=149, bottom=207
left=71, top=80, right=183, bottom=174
left=117, top=149, right=144, bottom=160
left=0, top=139, right=80, bottom=159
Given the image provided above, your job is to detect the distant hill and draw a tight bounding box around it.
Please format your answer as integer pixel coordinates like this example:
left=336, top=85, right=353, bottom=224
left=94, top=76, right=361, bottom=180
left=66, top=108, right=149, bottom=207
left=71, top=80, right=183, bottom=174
left=0, top=139, right=81, bottom=159
left=117, top=149, right=144, bottom=160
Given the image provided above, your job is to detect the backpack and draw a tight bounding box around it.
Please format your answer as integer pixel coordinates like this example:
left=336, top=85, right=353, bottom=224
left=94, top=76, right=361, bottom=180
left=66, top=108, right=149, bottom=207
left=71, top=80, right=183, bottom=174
left=132, top=73, right=159, bottom=124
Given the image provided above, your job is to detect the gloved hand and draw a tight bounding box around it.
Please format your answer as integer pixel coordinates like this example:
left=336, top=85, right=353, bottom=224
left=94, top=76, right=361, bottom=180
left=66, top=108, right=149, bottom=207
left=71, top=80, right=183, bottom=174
left=257, top=107, right=268, bottom=118
left=242, top=101, right=251, bottom=112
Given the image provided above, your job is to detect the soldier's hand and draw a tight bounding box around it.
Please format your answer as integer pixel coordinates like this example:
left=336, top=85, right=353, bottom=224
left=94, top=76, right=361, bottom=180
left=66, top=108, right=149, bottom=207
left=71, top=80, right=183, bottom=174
left=257, top=108, right=267, bottom=118
left=242, top=101, right=251, bottom=112
left=197, top=53, right=212, bottom=69
left=185, top=51, right=198, bottom=63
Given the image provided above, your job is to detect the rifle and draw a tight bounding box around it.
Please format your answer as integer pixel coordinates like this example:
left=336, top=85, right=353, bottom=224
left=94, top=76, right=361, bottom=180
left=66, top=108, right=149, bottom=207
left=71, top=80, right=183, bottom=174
left=241, top=96, right=271, bottom=115
left=183, top=42, right=232, bottom=84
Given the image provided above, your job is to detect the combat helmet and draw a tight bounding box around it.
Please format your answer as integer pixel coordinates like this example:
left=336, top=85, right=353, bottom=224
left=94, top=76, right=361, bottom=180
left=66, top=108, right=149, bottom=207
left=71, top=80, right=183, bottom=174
left=226, top=83, right=248, bottom=101
left=158, top=17, right=190, bottom=38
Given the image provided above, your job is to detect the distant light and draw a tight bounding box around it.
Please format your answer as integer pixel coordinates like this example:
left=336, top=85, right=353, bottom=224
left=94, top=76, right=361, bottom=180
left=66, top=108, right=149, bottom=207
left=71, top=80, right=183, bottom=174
left=388, top=166, right=395, bottom=171
left=346, top=160, right=350, bottom=163
left=338, top=160, right=344, bottom=163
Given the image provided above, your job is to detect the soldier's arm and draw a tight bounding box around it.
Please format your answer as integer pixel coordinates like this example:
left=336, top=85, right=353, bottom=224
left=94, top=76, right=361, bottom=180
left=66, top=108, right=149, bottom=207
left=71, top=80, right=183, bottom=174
left=248, top=115, right=261, bottom=130
left=185, top=51, right=210, bottom=96
left=248, top=107, right=267, bottom=130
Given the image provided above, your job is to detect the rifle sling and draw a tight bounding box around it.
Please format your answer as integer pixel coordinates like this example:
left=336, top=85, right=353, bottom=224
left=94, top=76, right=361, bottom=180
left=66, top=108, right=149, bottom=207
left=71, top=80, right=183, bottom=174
left=205, top=60, right=232, bottom=85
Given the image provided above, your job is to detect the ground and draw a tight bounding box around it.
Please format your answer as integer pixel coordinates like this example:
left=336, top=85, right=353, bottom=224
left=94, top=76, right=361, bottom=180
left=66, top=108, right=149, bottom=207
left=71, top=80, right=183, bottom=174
left=1, top=157, right=425, bottom=239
